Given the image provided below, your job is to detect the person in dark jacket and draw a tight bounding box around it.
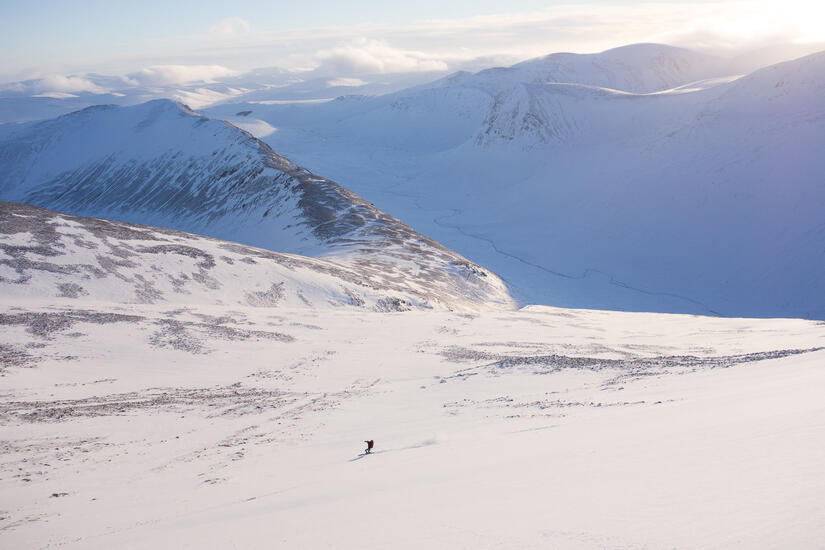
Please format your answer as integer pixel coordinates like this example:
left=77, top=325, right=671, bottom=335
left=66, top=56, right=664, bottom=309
left=364, top=439, right=374, bottom=454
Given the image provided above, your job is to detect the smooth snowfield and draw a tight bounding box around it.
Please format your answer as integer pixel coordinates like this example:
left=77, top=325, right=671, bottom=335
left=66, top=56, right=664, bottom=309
left=2, top=302, right=823, bottom=549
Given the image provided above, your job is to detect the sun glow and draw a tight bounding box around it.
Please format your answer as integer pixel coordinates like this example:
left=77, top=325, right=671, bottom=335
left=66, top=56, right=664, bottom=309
left=709, top=0, right=825, bottom=44
left=788, top=1, right=825, bottom=42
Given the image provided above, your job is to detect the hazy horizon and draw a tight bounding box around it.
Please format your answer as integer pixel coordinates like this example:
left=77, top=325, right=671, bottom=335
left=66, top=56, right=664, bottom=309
left=2, top=1, right=824, bottom=86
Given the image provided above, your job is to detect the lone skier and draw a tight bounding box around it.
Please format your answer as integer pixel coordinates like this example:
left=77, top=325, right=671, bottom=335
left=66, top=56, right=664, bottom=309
left=364, top=439, right=374, bottom=454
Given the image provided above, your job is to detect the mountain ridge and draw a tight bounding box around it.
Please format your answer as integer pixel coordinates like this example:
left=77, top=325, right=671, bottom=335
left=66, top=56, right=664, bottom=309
left=0, top=100, right=515, bottom=311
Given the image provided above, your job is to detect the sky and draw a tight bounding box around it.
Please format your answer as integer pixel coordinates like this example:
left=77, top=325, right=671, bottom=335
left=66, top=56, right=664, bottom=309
left=1, top=0, right=824, bottom=83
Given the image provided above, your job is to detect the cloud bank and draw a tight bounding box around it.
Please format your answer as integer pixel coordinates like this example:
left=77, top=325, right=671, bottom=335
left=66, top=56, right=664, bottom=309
left=0, top=75, right=111, bottom=96
left=313, top=38, right=449, bottom=76
left=36, top=75, right=109, bottom=94
left=126, top=65, right=238, bottom=87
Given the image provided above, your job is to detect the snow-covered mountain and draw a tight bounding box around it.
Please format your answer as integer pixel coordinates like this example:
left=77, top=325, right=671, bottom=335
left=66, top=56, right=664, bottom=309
left=5, top=42, right=812, bottom=127
left=206, top=44, right=725, bottom=150
left=492, top=43, right=721, bottom=93
left=203, top=45, right=825, bottom=319
left=0, top=201, right=510, bottom=310
left=0, top=101, right=513, bottom=311
left=3, top=44, right=823, bottom=317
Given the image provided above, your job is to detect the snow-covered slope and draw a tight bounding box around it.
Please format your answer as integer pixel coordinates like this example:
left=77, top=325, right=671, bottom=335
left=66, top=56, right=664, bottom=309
left=204, top=46, right=825, bottom=319
left=2, top=296, right=824, bottom=548
left=0, top=201, right=510, bottom=310
left=0, top=103, right=514, bottom=311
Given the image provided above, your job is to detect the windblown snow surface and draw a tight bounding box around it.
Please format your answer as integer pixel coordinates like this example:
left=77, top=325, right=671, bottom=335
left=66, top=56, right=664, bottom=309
left=1, top=288, right=824, bottom=548
left=204, top=44, right=825, bottom=319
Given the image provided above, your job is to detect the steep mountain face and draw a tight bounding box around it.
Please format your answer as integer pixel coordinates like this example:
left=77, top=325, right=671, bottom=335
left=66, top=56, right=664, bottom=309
left=0, top=201, right=512, bottom=310
left=0, top=101, right=514, bottom=311
left=203, top=47, right=825, bottom=319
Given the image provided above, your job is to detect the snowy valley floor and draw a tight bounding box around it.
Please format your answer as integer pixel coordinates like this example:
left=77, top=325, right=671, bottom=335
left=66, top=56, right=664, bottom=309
left=1, top=301, right=824, bottom=549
